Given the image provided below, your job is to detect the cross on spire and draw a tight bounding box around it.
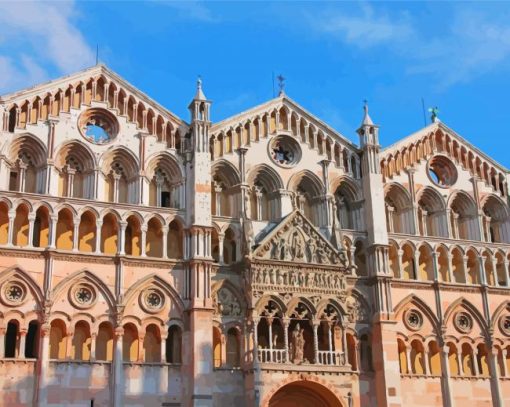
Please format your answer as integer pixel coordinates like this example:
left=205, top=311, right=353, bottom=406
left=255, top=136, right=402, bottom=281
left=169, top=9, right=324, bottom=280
left=277, top=74, right=285, bottom=96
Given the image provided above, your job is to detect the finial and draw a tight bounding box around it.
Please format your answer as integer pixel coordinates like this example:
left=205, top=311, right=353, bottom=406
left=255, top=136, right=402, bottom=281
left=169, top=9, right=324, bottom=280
left=361, top=99, right=373, bottom=126
left=277, top=74, right=285, bottom=96
left=194, top=75, right=206, bottom=100
left=428, top=106, right=440, bottom=123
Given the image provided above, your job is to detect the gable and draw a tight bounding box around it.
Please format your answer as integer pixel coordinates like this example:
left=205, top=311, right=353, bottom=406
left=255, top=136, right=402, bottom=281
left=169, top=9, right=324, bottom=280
left=0, top=64, right=186, bottom=135
left=381, top=123, right=508, bottom=195
left=252, top=210, right=348, bottom=267
left=209, top=95, right=359, bottom=168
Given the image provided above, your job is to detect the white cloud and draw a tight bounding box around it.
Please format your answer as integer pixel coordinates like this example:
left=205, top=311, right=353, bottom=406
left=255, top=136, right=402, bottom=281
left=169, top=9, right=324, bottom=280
left=315, top=4, right=413, bottom=47
left=0, top=1, right=94, bottom=93
left=157, top=0, right=217, bottom=23
left=310, top=4, right=510, bottom=88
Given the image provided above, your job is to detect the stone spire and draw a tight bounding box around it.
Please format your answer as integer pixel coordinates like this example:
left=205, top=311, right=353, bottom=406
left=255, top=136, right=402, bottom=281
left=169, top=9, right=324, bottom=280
left=361, top=100, right=373, bottom=126
left=194, top=76, right=207, bottom=101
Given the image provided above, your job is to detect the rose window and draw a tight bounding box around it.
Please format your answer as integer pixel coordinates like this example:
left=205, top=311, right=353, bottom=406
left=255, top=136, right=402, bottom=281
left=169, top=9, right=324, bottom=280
left=405, top=310, right=423, bottom=331
left=141, top=288, right=165, bottom=313
left=2, top=282, right=26, bottom=305
left=500, top=315, right=510, bottom=336
left=427, top=155, right=458, bottom=188
left=454, top=312, right=473, bottom=334
left=268, top=135, right=302, bottom=168
left=78, top=108, right=119, bottom=145
left=70, top=284, right=96, bottom=309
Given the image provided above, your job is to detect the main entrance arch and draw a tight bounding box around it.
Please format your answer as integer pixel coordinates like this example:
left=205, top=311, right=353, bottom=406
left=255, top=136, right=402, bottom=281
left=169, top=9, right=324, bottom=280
left=268, top=380, right=344, bottom=407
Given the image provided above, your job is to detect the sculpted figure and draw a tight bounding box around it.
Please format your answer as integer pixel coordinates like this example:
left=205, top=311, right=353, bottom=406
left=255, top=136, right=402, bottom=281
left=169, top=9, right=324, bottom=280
left=290, top=323, right=305, bottom=364
left=263, top=269, right=270, bottom=284
left=291, top=232, right=305, bottom=261
left=307, top=239, right=317, bottom=263
left=276, top=270, right=283, bottom=285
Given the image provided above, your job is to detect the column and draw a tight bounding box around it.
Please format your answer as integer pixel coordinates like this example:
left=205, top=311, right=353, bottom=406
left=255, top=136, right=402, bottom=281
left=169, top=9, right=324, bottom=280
left=283, top=318, right=289, bottom=363
left=27, top=215, right=35, bottom=248
left=458, top=350, right=464, bottom=376
left=112, top=327, right=124, bottom=407
left=253, top=317, right=259, bottom=365
left=439, top=344, right=454, bottom=407
left=501, top=349, right=508, bottom=377
left=267, top=318, right=273, bottom=362
left=160, top=333, right=169, bottom=393
left=18, top=162, right=27, bottom=192
left=140, top=226, right=147, bottom=256
left=72, top=217, right=80, bottom=252
left=156, top=175, right=164, bottom=207
left=445, top=209, right=453, bottom=238
left=421, top=210, right=428, bottom=236
left=491, top=257, right=499, bottom=286
left=118, top=221, right=127, bottom=255
left=49, top=215, right=58, bottom=249
left=113, top=172, right=121, bottom=203
left=503, top=261, right=509, bottom=287
left=423, top=350, right=430, bottom=375
left=255, top=187, right=263, bottom=220
left=396, top=249, right=403, bottom=279
left=95, top=220, right=102, bottom=254
left=414, top=250, right=421, bottom=280
left=446, top=254, right=453, bottom=283
left=452, top=213, right=460, bottom=239
left=66, top=167, right=76, bottom=197
left=18, top=329, right=27, bottom=358
left=313, top=321, right=319, bottom=364
left=218, top=233, right=224, bottom=264
left=213, top=182, right=222, bottom=216
left=90, top=333, right=97, bottom=361
left=0, top=328, right=5, bottom=358
left=162, top=226, right=168, bottom=258
left=7, top=210, right=15, bottom=246
left=405, top=345, right=412, bottom=374
left=488, top=346, right=504, bottom=407
left=472, top=349, right=479, bottom=376
left=35, top=324, right=51, bottom=407
left=386, top=205, right=395, bottom=233
left=462, top=255, right=469, bottom=284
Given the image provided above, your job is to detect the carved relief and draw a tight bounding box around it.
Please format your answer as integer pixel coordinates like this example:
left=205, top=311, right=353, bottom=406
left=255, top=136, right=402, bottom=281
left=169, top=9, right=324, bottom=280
left=346, top=295, right=369, bottom=323
left=254, top=211, right=347, bottom=267
left=213, top=287, right=241, bottom=317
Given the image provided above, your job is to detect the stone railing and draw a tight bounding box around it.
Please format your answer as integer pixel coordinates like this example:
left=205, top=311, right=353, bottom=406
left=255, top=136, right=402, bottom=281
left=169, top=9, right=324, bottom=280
left=317, top=350, right=345, bottom=366
left=257, top=348, right=287, bottom=363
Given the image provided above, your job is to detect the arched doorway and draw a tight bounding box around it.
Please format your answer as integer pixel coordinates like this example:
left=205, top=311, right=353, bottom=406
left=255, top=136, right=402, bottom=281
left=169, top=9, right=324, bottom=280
left=268, top=380, right=343, bottom=407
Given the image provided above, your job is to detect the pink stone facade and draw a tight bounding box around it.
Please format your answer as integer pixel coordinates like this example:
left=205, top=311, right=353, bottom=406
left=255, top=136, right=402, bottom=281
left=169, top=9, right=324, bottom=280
left=0, top=64, right=508, bottom=406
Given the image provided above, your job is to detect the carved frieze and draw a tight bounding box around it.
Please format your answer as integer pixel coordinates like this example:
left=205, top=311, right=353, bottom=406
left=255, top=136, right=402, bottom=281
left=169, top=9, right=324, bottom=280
left=253, top=211, right=347, bottom=267
left=213, top=287, right=242, bottom=317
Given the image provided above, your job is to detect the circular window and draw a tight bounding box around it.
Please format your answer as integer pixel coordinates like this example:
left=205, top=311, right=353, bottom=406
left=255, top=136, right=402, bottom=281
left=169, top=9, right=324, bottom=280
left=404, top=309, right=423, bottom=331
left=70, top=283, right=97, bottom=309
left=1, top=281, right=27, bottom=306
left=268, top=135, right=302, bottom=168
left=499, top=315, right=510, bottom=337
left=140, top=288, right=165, bottom=313
left=78, top=108, right=119, bottom=144
left=454, top=312, right=473, bottom=334
left=427, top=155, right=457, bottom=188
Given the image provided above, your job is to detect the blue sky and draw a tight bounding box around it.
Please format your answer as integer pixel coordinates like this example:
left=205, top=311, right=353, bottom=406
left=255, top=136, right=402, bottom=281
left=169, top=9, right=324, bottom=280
left=1, top=1, right=510, bottom=166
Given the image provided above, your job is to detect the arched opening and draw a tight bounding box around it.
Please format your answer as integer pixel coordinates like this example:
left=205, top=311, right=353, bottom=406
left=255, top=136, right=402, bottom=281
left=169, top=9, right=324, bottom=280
left=166, top=325, right=182, bottom=364
left=49, top=319, right=67, bottom=359
left=101, top=213, right=118, bottom=255
left=56, top=208, right=74, bottom=250
left=451, top=247, right=465, bottom=283
left=436, top=246, right=449, bottom=282
left=449, top=193, right=479, bottom=241
left=33, top=206, right=50, bottom=247
left=247, top=166, right=283, bottom=221
left=359, top=334, right=372, bottom=371
left=333, top=181, right=360, bottom=230
left=388, top=243, right=400, bottom=278
left=167, top=219, right=183, bottom=259
left=213, top=326, right=222, bottom=368
left=211, top=229, right=220, bottom=263
left=461, top=343, right=475, bottom=376
left=385, top=185, right=414, bottom=234
left=146, top=154, right=182, bottom=208
left=428, top=341, right=441, bottom=375
left=13, top=203, right=29, bottom=247
left=226, top=327, right=240, bottom=367
left=72, top=320, right=91, bottom=361
left=8, top=135, right=46, bottom=194
left=476, top=343, right=489, bottom=376
left=466, top=249, right=480, bottom=285
left=122, top=323, right=139, bottom=362
left=268, top=380, right=343, bottom=407
left=125, top=214, right=142, bottom=256
left=447, top=342, right=459, bottom=375
left=346, top=333, right=357, bottom=370
left=0, top=202, right=10, bottom=245
left=143, top=324, right=161, bottom=362
left=288, top=172, right=323, bottom=227
left=401, top=243, right=415, bottom=280
left=78, top=210, right=96, bottom=252
left=4, top=320, right=19, bottom=358
left=55, top=142, right=95, bottom=199
left=211, top=162, right=240, bottom=217
left=25, top=320, right=39, bottom=358
left=223, top=227, right=237, bottom=265
left=96, top=321, right=113, bottom=361
left=417, top=188, right=447, bottom=237
left=410, top=339, right=425, bottom=374
left=398, top=338, right=408, bottom=374
left=146, top=217, right=163, bottom=258
left=482, top=196, right=510, bottom=243
left=417, top=245, right=434, bottom=280
left=102, top=149, right=138, bottom=204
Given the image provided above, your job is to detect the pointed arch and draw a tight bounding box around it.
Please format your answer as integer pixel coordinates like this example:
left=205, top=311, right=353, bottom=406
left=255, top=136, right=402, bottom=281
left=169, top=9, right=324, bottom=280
left=0, top=265, right=44, bottom=307
left=394, top=294, right=440, bottom=332
left=443, top=298, right=489, bottom=337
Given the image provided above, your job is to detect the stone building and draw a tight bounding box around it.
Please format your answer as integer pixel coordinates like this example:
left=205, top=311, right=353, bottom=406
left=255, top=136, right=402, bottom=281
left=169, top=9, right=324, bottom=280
left=0, top=64, right=509, bottom=407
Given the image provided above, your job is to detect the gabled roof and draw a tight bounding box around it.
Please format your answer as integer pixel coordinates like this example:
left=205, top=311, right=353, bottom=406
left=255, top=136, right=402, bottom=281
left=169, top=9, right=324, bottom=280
left=252, top=210, right=348, bottom=267
left=211, top=93, right=358, bottom=150
left=0, top=64, right=187, bottom=126
left=382, top=121, right=508, bottom=173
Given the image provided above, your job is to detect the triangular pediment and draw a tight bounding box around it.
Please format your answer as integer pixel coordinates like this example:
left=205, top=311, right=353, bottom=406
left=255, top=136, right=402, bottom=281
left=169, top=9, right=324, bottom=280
left=0, top=64, right=186, bottom=127
left=381, top=121, right=508, bottom=190
left=252, top=210, right=347, bottom=267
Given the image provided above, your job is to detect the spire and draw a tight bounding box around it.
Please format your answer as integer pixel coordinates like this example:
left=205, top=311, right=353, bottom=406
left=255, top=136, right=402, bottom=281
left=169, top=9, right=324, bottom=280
left=194, top=76, right=207, bottom=101
left=361, top=99, right=373, bottom=126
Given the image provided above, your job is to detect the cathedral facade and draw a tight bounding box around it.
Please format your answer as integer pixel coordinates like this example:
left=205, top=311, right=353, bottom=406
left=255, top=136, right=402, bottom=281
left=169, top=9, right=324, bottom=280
left=0, top=64, right=509, bottom=407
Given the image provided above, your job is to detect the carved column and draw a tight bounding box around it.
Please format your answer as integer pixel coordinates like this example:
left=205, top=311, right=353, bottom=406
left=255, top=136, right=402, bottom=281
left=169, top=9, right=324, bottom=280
left=162, top=226, right=168, bottom=258
left=405, top=344, right=412, bottom=374
left=313, top=321, right=319, bottom=364
left=112, top=326, right=124, bottom=407
left=18, top=329, right=27, bottom=358
left=283, top=318, right=289, bottom=363
left=72, top=216, right=80, bottom=252
left=35, top=323, right=51, bottom=407
left=118, top=221, right=127, bottom=256
left=140, top=225, right=147, bottom=257
left=488, top=345, right=504, bottom=407
left=90, top=333, right=97, bottom=361
left=27, top=215, right=35, bottom=248
left=0, top=327, right=5, bottom=359
left=49, top=215, right=58, bottom=249
left=439, top=344, right=454, bottom=407
left=446, top=253, right=453, bottom=283
left=218, top=233, right=224, bottom=264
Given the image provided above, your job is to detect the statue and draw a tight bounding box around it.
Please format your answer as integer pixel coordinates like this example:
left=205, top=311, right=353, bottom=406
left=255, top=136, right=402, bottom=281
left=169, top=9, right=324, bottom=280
left=291, top=231, right=305, bottom=260
left=428, top=106, right=440, bottom=123
left=290, top=323, right=305, bottom=364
